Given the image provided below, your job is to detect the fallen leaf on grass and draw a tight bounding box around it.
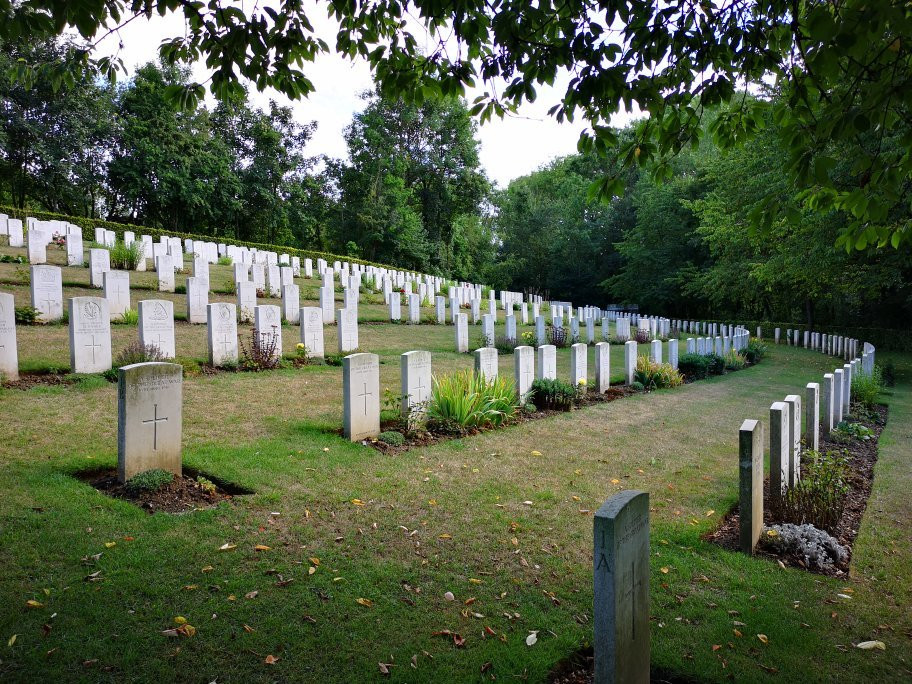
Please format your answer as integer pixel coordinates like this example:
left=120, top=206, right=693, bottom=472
left=254, top=545, right=271, bottom=552
left=219, top=543, right=236, bottom=551
left=378, top=662, right=394, bottom=675
left=243, top=624, right=255, bottom=633
left=712, top=644, right=721, bottom=652
left=530, top=451, right=542, bottom=457
left=660, top=567, right=669, bottom=574
left=757, top=634, right=769, bottom=644
left=308, top=566, right=317, bottom=575
left=351, top=499, right=365, bottom=506
left=432, top=630, right=465, bottom=647
left=162, top=624, right=196, bottom=638
left=8, top=634, right=17, bottom=647
left=264, top=654, right=278, bottom=664
left=173, top=616, right=187, bottom=625
left=438, top=534, right=452, bottom=540
left=201, top=566, right=214, bottom=572
left=526, top=631, right=538, bottom=646
left=104, top=542, right=116, bottom=549
left=25, top=600, right=43, bottom=609
left=244, top=590, right=258, bottom=599
left=856, top=641, right=886, bottom=651
left=469, top=578, right=483, bottom=584
left=356, top=598, right=373, bottom=607
left=610, top=479, right=620, bottom=485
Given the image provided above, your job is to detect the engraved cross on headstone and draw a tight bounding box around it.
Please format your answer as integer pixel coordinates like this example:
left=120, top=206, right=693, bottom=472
left=414, top=374, right=428, bottom=403
left=142, top=403, right=168, bottom=450
left=85, top=335, right=102, bottom=363
left=358, top=382, right=372, bottom=415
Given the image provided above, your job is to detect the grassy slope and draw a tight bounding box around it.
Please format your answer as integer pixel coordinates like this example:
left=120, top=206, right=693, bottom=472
left=0, top=245, right=909, bottom=682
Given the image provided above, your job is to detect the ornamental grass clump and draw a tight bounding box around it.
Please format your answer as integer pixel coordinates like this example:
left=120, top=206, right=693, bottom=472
left=124, top=468, right=174, bottom=496
left=528, top=378, right=579, bottom=411
left=739, top=339, right=767, bottom=364
left=425, top=371, right=518, bottom=430
left=771, top=451, right=849, bottom=534
left=677, top=352, right=710, bottom=380
left=851, top=366, right=884, bottom=410
left=109, top=240, right=144, bottom=270
left=633, top=355, right=683, bottom=390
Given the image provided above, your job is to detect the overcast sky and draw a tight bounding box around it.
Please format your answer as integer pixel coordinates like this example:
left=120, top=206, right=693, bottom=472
left=94, top=5, right=638, bottom=188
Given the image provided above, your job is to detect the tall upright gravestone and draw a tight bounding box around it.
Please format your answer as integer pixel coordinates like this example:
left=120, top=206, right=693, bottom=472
left=739, top=419, right=764, bottom=554
left=594, top=490, right=650, bottom=684
left=117, top=362, right=183, bottom=483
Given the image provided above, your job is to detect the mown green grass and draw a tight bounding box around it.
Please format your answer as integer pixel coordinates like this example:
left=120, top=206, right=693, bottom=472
left=0, top=244, right=909, bottom=682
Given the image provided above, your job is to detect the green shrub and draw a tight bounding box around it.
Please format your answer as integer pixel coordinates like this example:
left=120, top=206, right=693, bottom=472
left=115, top=341, right=166, bottom=367
left=14, top=306, right=41, bottom=325
left=723, top=349, right=746, bottom=371
left=379, top=430, right=405, bottom=446
left=426, top=371, right=518, bottom=430
left=771, top=451, right=849, bottom=534
left=833, top=421, right=874, bottom=442
left=630, top=381, right=645, bottom=391
left=196, top=475, right=217, bottom=494
left=740, top=339, right=767, bottom=364
left=852, top=366, right=884, bottom=409
left=109, top=240, right=143, bottom=270
left=217, top=256, right=233, bottom=265
left=706, top=353, right=725, bottom=375
left=113, top=308, right=139, bottom=325
left=677, top=353, right=710, bottom=380
left=493, top=334, right=519, bottom=355
left=124, top=468, right=174, bottom=495
left=633, top=355, right=683, bottom=390
left=528, top=378, right=579, bottom=411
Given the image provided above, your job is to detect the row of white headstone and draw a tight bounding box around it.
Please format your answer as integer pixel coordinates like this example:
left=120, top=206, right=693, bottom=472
left=737, top=335, right=874, bottom=555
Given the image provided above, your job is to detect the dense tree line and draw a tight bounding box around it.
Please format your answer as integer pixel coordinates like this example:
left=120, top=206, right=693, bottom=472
left=492, top=104, right=912, bottom=328
left=0, top=37, right=493, bottom=280
left=2, top=36, right=910, bottom=329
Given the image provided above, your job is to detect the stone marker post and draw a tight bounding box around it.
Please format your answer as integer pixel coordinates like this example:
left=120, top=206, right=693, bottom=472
left=770, top=402, right=789, bottom=503
left=805, top=383, right=819, bottom=452
left=595, top=341, right=610, bottom=393
left=400, top=350, right=432, bottom=417
left=594, top=490, right=650, bottom=684
left=514, top=346, right=535, bottom=402
left=739, top=419, right=763, bottom=554
left=343, top=352, right=380, bottom=441
left=624, top=340, right=638, bottom=385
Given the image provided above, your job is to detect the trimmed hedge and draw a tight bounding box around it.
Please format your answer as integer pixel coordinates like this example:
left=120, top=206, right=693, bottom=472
left=0, top=204, right=415, bottom=275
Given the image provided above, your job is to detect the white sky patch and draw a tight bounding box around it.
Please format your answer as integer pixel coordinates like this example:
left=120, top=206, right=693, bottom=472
left=91, top=3, right=638, bottom=188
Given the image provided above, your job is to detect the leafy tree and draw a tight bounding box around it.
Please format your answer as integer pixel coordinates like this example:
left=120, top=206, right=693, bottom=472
left=0, top=36, right=114, bottom=214
left=329, top=91, right=490, bottom=272
left=5, top=1, right=912, bottom=249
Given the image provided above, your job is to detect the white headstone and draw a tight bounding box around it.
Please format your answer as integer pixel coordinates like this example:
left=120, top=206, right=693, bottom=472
left=299, top=307, right=325, bottom=359
left=207, top=302, right=238, bottom=366
left=343, top=352, right=380, bottom=442
left=455, top=313, right=469, bottom=353
left=0, top=293, right=19, bottom=381
left=595, top=341, right=610, bottom=393
left=769, top=401, right=789, bottom=503
left=30, top=265, right=64, bottom=322
left=89, top=248, right=110, bottom=288
left=254, top=304, right=283, bottom=361
left=156, top=254, right=175, bottom=292
left=401, top=350, right=432, bottom=416
left=139, top=299, right=176, bottom=359
left=103, top=270, right=131, bottom=319
left=593, top=490, right=650, bottom=684
left=514, top=345, right=535, bottom=402
left=282, top=284, right=300, bottom=323
left=69, top=296, right=112, bottom=373
left=237, top=281, right=256, bottom=324
left=117, top=362, right=183, bottom=483
left=570, top=342, right=587, bottom=385
left=474, top=347, right=499, bottom=383
left=320, top=285, right=335, bottom=324
left=185, top=277, right=208, bottom=324
left=624, top=341, right=637, bottom=385
left=337, top=307, right=359, bottom=353
left=536, top=344, right=557, bottom=380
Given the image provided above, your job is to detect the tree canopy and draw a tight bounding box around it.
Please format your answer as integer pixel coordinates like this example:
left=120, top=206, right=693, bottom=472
left=2, top=0, right=910, bottom=250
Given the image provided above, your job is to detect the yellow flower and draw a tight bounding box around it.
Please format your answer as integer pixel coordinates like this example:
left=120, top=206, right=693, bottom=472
left=296, top=343, right=305, bottom=349
left=578, top=378, right=587, bottom=386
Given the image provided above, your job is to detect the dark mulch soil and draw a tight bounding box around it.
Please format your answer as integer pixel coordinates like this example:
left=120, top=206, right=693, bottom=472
left=77, top=468, right=251, bottom=514
left=548, top=646, right=701, bottom=684
left=367, top=386, right=636, bottom=454
left=2, top=371, right=77, bottom=390
left=705, top=403, right=887, bottom=577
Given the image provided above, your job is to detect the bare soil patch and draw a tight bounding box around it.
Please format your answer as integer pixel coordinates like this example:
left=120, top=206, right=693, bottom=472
left=705, top=404, right=887, bottom=576
left=77, top=467, right=253, bottom=514
left=2, top=371, right=77, bottom=390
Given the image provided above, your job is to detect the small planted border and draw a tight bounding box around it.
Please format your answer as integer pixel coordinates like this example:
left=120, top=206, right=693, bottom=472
left=705, top=404, right=887, bottom=577
left=76, top=466, right=254, bottom=514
